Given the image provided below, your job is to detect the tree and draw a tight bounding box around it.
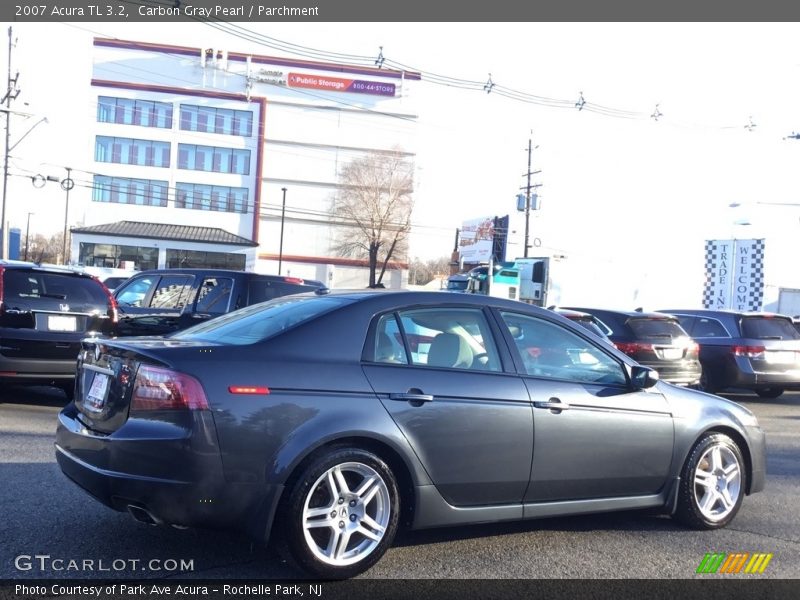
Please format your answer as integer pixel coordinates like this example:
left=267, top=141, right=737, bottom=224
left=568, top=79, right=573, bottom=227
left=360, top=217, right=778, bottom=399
left=332, top=149, right=414, bottom=288
left=21, top=232, right=66, bottom=264
left=409, top=256, right=452, bottom=286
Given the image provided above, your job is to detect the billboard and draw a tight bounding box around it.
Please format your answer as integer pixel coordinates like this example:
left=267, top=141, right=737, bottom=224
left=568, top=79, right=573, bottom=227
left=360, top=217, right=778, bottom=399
left=459, top=216, right=496, bottom=263
left=703, top=239, right=765, bottom=311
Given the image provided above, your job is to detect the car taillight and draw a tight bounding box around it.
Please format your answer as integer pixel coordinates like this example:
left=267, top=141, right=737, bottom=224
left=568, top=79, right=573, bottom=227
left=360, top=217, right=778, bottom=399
left=92, top=275, right=118, bottom=323
left=732, top=345, right=766, bottom=358
left=131, top=365, right=209, bottom=411
left=614, top=341, right=653, bottom=354
left=687, top=341, right=700, bottom=357
left=284, top=276, right=305, bottom=285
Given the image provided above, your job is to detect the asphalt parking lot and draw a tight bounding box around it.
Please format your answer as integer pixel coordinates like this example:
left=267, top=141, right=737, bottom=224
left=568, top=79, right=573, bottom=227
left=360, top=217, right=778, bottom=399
left=1, top=384, right=799, bottom=580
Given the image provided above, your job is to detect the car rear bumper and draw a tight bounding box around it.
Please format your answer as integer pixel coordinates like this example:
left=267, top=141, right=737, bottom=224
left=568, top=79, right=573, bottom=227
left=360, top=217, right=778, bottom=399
left=0, top=356, right=78, bottom=380
left=54, top=405, right=278, bottom=537
left=729, top=369, right=800, bottom=390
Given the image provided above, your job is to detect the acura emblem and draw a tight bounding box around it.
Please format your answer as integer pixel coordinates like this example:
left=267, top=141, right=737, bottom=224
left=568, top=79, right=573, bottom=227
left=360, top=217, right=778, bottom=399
left=59, top=303, right=70, bottom=312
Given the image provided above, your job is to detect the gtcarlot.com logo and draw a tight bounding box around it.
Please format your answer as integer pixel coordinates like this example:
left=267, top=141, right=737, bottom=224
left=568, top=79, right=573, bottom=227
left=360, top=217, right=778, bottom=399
left=697, top=552, right=773, bottom=574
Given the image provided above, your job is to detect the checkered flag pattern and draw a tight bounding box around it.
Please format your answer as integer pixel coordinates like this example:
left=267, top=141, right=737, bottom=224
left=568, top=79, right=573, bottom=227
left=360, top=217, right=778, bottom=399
left=702, top=240, right=718, bottom=308
left=747, top=239, right=765, bottom=311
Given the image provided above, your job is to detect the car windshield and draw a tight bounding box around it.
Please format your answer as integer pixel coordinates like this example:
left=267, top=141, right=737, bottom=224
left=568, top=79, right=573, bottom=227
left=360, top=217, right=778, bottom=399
left=170, top=295, right=353, bottom=344
left=627, top=317, right=689, bottom=341
left=740, top=316, right=800, bottom=340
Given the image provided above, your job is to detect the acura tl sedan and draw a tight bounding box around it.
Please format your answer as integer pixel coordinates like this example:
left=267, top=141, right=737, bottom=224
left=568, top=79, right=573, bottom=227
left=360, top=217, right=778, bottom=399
left=55, top=291, right=766, bottom=579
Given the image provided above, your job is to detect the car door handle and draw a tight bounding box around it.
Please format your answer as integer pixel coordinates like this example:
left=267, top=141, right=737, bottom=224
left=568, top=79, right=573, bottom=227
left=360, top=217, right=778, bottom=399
left=389, top=389, right=433, bottom=403
left=533, top=398, right=570, bottom=411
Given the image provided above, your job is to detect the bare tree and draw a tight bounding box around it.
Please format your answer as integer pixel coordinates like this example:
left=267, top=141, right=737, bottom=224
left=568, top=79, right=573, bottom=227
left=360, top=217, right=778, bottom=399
left=21, top=232, right=66, bottom=264
left=332, top=149, right=414, bottom=287
left=409, top=256, right=452, bottom=285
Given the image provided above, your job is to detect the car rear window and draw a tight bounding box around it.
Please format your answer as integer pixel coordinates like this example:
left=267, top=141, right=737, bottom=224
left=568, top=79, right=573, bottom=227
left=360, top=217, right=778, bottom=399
left=740, top=316, right=800, bottom=340
left=627, top=317, right=689, bottom=341
left=3, top=270, right=108, bottom=304
left=171, top=295, right=352, bottom=344
left=569, top=316, right=608, bottom=338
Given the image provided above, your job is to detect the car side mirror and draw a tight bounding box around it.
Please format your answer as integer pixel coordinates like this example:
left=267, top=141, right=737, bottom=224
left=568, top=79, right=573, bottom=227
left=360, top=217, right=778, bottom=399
left=630, top=365, right=659, bottom=389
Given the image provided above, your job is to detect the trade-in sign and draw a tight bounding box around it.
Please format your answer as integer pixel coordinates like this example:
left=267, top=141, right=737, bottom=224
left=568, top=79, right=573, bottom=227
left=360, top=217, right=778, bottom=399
left=287, top=72, right=396, bottom=96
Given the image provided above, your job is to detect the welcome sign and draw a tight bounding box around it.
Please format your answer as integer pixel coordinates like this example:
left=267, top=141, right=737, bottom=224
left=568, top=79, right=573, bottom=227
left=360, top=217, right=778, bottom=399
left=703, top=239, right=765, bottom=311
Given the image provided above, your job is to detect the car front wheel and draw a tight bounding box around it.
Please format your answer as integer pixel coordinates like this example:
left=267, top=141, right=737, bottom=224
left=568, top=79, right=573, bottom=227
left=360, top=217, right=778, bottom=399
left=756, top=388, right=783, bottom=399
left=282, top=448, right=399, bottom=579
left=675, top=432, right=746, bottom=530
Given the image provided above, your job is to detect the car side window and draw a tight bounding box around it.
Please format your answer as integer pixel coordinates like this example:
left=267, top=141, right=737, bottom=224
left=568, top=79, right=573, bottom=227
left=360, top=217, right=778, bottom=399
left=149, top=275, right=194, bottom=310
left=115, top=276, right=156, bottom=307
left=195, top=277, right=233, bottom=315
left=692, top=317, right=729, bottom=338
left=394, top=308, right=502, bottom=372
left=500, top=312, right=627, bottom=385
left=372, top=314, right=409, bottom=364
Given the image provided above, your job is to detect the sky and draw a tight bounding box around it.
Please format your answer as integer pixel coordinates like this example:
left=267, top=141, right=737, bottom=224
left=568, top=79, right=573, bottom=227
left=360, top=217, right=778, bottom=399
left=2, top=21, right=800, bottom=306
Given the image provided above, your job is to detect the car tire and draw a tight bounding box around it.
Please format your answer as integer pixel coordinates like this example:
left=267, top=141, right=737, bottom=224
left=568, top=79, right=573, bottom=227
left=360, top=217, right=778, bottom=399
left=696, top=370, right=719, bottom=394
left=756, top=388, right=783, bottom=399
left=674, top=432, right=746, bottom=530
left=281, top=447, right=400, bottom=579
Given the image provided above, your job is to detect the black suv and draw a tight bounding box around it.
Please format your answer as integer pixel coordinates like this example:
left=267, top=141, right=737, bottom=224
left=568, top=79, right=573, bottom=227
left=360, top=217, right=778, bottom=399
left=564, top=307, right=702, bottom=386
left=0, top=261, right=117, bottom=397
left=660, top=308, right=800, bottom=398
left=112, top=269, right=327, bottom=336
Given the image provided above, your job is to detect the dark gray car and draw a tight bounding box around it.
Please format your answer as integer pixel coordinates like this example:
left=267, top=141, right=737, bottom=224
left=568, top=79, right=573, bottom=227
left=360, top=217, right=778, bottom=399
left=660, top=308, right=800, bottom=398
left=56, top=291, right=766, bottom=578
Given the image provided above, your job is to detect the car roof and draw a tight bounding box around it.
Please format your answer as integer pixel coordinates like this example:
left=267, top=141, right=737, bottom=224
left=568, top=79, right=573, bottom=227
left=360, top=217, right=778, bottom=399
left=659, top=308, right=789, bottom=318
left=0, top=260, right=98, bottom=278
left=565, top=306, right=679, bottom=319
left=127, top=268, right=324, bottom=284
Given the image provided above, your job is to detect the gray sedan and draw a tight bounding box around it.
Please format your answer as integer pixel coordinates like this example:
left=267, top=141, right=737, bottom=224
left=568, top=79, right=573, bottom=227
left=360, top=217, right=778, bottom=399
left=55, top=290, right=766, bottom=579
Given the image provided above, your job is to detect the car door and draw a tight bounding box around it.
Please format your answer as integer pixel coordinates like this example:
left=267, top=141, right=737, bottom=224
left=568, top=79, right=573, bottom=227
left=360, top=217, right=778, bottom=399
left=495, top=310, right=674, bottom=503
left=362, top=306, right=533, bottom=508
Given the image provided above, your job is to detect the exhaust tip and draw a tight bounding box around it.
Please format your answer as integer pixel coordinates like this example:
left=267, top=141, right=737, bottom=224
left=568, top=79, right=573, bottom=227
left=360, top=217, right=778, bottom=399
left=127, top=504, right=161, bottom=526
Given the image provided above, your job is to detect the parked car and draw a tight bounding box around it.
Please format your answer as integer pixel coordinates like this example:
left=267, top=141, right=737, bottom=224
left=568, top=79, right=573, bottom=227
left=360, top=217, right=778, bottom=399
left=112, top=269, right=327, bottom=336
left=563, top=307, right=702, bottom=386
left=100, top=275, right=133, bottom=293
left=549, top=306, right=612, bottom=341
left=0, top=260, right=117, bottom=398
left=659, top=308, right=800, bottom=398
left=56, top=291, right=765, bottom=578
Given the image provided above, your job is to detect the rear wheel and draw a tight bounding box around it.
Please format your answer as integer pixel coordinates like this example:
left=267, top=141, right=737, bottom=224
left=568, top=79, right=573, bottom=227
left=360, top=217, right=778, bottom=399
left=675, top=433, right=745, bottom=530
left=756, top=388, right=783, bottom=399
left=281, top=448, right=399, bottom=579
left=696, top=370, right=719, bottom=394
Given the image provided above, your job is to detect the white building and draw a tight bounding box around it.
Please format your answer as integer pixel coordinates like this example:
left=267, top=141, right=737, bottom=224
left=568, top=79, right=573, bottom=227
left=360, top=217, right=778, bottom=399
left=71, top=38, right=419, bottom=288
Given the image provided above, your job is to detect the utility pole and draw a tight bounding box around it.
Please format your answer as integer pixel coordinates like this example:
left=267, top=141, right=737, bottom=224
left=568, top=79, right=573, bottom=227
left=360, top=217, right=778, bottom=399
left=1, top=27, right=20, bottom=261
left=521, top=138, right=542, bottom=258
left=278, top=187, right=287, bottom=275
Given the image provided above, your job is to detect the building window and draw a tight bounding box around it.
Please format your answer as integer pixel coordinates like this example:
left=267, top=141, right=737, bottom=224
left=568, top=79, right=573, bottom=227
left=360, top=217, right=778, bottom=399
left=174, top=182, right=248, bottom=214
left=96, top=136, right=170, bottom=168
left=97, top=96, right=173, bottom=128
left=78, top=242, right=159, bottom=270
left=93, top=175, right=168, bottom=207
left=179, top=104, right=253, bottom=137
left=177, top=143, right=250, bottom=175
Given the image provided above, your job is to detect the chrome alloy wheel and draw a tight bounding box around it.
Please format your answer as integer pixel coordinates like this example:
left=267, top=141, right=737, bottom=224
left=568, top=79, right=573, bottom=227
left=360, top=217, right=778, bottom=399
left=692, top=444, right=742, bottom=522
left=301, top=461, right=391, bottom=566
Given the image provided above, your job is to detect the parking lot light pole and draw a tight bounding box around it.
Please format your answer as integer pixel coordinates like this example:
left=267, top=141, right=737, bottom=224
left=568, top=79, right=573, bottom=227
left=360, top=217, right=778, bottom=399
left=23, top=211, right=32, bottom=260
left=278, top=187, right=287, bottom=275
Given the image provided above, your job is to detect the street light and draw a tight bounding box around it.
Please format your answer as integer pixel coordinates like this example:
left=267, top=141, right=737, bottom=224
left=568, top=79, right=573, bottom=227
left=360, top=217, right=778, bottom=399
left=23, top=211, right=32, bottom=260
left=278, top=187, right=287, bottom=275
